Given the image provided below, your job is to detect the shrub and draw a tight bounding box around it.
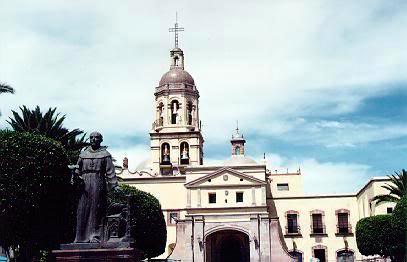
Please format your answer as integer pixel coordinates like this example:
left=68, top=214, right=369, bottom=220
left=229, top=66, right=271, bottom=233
left=108, top=184, right=167, bottom=259
left=356, top=215, right=395, bottom=258
left=0, top=130, right=75, bottom=261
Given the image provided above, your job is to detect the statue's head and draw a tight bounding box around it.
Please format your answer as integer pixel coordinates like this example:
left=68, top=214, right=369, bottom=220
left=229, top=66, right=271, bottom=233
left=90, top=131, right=103, bottom=149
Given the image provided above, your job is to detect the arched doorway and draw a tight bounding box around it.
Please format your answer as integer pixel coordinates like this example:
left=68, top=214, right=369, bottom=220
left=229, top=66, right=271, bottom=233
left=205, top=230, right=250, bottom=262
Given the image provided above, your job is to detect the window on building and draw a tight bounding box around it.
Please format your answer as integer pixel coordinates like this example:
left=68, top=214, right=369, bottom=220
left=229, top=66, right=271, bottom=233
left=187, top=101, right=193, bottom=125
left=277, top=183, right=289, bottom=191
left=236, top=192, right=244, bottom=203
left=180, top=142, right=189, bottom=165
left=288, top=251, right=303, bottom=262
left=287, top=214, right=299, bottom=234
left=235, top=146, right=241, bottom=155
left=209, top=193, right=216, bottom=204
left=314, top=248, right=326, bottom=262
left=161, top=143, right=171, bottom=164
left=171, top=100, right=179, bottom=124
left=312, top=213, right=324, bottom=234
left=337, top=213, right=350, bottom=234
left=387, top=207, right=393, bottom=214
left=337, top=250, right=354, bottom=262
left=167, top=211, right=179, bottom=225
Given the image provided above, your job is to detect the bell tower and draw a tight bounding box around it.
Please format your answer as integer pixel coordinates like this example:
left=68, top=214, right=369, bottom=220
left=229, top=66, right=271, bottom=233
left=149, top=20, right=204, bottom=175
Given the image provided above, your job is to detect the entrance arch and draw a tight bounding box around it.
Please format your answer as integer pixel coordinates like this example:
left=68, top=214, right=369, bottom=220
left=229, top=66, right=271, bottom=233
left=205, top=230, right=250, bottom=262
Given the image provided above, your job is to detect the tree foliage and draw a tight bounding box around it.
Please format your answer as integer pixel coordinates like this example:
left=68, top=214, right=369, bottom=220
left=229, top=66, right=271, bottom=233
left=356, top=215, right=395, bottom=258
left=0, top=83, right=14, bottom=117
left=0, top=131, right=76, bottom=261
left=372, top=169, right=407, bottom=205
left=7, top=106, right=88, bottom=162
left=356, top=196, right=407, bottom=261
left=0, top=83, right=14, bottom=94
left=108, top=184, right=167, bottom=259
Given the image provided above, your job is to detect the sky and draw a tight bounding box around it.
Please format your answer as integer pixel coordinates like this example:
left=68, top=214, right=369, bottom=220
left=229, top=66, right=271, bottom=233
left=1, top=0, right=407, bottom=194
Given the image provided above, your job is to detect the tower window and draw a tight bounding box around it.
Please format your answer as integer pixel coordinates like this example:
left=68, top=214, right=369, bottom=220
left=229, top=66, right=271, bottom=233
left=180, top=142, right=189, bottom=165
left=236, top=192, right=244, bottom=203
left=158, top=102, right=164, bottom=126
left=171, top=100, right=179, bottom=124
left=208, top=193, right=216, bottom=204
left=235, top=146, right=241, bottom=155
left=187, top=102, right=193, bottom=125
left=161, top=143, right=171, bottom=164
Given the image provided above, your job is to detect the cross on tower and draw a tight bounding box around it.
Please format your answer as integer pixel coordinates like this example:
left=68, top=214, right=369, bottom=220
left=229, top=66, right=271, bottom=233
left=169, top=12, right=184, bottom=48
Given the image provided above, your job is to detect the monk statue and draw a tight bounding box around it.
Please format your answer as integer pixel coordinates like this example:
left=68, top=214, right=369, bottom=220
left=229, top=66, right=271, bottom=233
left=73, top=132, right=118, bottom=243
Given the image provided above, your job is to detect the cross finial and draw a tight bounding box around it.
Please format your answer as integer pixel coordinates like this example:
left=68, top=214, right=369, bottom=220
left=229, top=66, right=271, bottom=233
left=236, top=120, right=239, bottom=134
left=169, top=12, right=184, bottom=48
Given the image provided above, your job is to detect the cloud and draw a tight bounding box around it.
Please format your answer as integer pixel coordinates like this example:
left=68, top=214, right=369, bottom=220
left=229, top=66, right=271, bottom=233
left=0, top=1, right=406, bottom=193
left=261, top=153, right=373, bottom=194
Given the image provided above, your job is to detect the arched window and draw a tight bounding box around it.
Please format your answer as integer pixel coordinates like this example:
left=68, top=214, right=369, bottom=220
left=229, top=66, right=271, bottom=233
left=180, top=142, right=189, bottom=165
left=158, top=102, right=164, bottom=126
left=336, top=249, right=354, bottom=262
left=171, top=100, right=179, bottom=124
left=235, top=146, right=241, bottom=155
left=288, top=250, right=303, bottom=262
left=161, top=143, right=171, bottom=164
left=187, top=102, right=193, bottom=125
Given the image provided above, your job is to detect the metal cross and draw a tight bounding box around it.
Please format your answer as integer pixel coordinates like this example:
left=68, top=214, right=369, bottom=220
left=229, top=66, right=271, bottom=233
left=169, top=12, right=184, bottom=48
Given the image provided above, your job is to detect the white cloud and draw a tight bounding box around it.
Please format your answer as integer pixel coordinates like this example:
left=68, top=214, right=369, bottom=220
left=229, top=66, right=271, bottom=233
left=260, top=153, right=373, bottom=194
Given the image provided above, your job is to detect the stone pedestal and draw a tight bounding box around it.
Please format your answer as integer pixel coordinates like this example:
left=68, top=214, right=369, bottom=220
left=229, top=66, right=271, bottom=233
left=52, top=243, right=143, bottom=262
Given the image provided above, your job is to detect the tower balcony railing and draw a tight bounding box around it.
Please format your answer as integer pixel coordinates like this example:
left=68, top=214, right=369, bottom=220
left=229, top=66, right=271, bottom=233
left=152, top=119, right=164, bottom=130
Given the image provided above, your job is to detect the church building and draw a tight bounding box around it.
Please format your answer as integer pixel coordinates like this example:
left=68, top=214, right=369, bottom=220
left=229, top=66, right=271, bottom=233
left=117, top=24, right=394, bottom=262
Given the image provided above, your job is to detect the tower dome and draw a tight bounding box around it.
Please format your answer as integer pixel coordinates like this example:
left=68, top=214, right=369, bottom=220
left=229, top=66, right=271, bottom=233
left=159, top=68, right=195, bottom=86
left=158, top=47, right=195, bottom=87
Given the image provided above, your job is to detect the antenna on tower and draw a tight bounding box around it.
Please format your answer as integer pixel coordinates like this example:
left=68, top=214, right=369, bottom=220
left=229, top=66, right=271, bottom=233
left=169, top=12, right=184, bottom=48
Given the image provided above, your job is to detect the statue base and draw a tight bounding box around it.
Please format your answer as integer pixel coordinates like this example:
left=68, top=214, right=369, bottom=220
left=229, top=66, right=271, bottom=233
left=52, top=246, right=143, bottom=261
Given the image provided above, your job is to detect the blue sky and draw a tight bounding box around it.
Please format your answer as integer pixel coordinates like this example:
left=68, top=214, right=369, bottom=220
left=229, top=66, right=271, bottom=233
left=1, top=0, right=407, bottom=194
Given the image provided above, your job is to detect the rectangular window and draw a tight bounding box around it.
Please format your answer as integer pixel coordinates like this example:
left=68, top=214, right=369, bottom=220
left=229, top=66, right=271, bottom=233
left=337, top=213, right=349, bottom=233
left=167, top=211, right=179, bottom=225
left=287, top=214, right=298, bottom=234
left=236, top=192, right=244, bottom=203
left=277, top=183, right=289, bottom=191
left=387, top=207, right=393, bottom=214
left=312, top=214, right=324, bottom=234
left=208, top=193, right=216, bottom=204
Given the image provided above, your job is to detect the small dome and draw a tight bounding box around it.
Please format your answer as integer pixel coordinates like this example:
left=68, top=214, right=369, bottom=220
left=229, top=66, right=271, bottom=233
left=223, top=155, right=258, bottom=166
left=159, top=68, right=195, bottom=86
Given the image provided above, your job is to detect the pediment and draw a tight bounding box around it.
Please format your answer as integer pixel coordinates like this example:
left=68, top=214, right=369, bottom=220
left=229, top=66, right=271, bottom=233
left=185, top=167, right=266, bottom=188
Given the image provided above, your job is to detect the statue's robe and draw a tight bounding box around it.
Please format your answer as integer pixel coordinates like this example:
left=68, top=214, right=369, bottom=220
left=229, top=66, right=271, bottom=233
left=74, top=146, right=118, bottom=243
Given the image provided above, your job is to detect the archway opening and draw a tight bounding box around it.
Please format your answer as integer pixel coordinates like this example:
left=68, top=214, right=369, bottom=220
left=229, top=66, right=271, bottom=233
left=205, top=230, right=249, bottom=262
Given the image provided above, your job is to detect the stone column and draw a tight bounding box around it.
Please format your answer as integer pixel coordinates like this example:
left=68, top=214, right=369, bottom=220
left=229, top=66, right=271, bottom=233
left=251, top=187, right=256, bottom=206
left=187, top=189, right=191, bottom=208
left=197, top=189, right=201, bottom=207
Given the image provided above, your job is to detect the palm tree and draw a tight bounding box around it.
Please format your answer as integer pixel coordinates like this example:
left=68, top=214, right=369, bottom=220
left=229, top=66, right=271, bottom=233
left=7, top=105, right=88, bottom=152
left=372, top=169, right=407, bottom=205
left=0, top=83, right=14, bottom=94
left=0, top=83, right=14, bottom=116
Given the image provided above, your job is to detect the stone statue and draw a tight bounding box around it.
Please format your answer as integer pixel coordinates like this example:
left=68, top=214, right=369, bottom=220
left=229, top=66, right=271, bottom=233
left=73, top=132, right=118, bottom=243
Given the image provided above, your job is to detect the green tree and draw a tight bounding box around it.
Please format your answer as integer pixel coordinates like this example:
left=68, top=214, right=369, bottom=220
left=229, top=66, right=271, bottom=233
left=372, top=169, right=407, bottom=204
left=392, top=196, right=407, bottom=262
left=0, top=83, right=14, bottom=116
left=356, top=197, right=407, bottom=261
left=0, top=83, right=14, bottom=94
left=7, top=105, right=88, bottom=161
left=0, top=131, right=76, bottom=261
left=108, top=184, right=167, bottom=259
